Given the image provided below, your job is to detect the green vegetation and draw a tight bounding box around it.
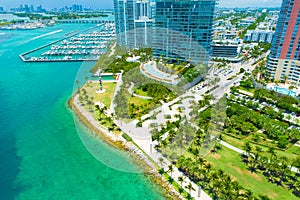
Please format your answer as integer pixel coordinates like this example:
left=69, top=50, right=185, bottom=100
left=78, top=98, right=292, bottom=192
left=205, top=146, right=299, bottom=200
left=113, top=84, right=163, bottom=120
left=221, top=134, right=299, bottom=162
left=249, top=43, right=271, bottom=58
left=91, top=46, right=152, bottom=74
left=14, top=13, right=53, bottom=20
left=152, top=120, right=181, bottom=144
left=90, top=44, right=125, bottom=73
left=239, top=77, right=254, bottom=90
left=0, top=22, right=12, bottom=26
left=155, top=93, right=299, bottom=200
left=128, top=95, right=157, bottom=119
left=95, top=104, right=119, bottom=132
left=137, top=83, right=175, bottom=101
left=176, top=153, right=272, bottom=200
left=240, top=13, right=267, bottom=39
left=225, top=102, right=299, bottom=149
left=181, top=65, right=204, bottom=82
left=160, top=170, right=191, bottom=199
left=78, top=81, right=121, bottom=135
left=253, top=89, right=300, bottom=113
left=240, top=143, right=300, bottom=198
left=79, top=82, right=116, bottom=109
left=122, top=133, right=133, bottom=142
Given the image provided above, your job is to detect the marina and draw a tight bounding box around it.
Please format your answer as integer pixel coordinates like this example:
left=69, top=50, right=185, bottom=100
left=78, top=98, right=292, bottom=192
left=19, top=22, right=115, bottom=62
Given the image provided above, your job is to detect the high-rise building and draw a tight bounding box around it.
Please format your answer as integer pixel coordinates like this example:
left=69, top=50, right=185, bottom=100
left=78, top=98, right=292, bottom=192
left=244, top=30, right=275, bottom=43
left=113, top=0, right=216, bottom=64
left=30, top=5, right=34, bottom=12
left=113, top=0, right=153, bottom=49
left=24, top=5, right=30, bottom=12
left=152, top=0, right=216, bottom=63
left=36, top=5, right=44, bottom=12
left=72, top=4, right=83, bottom=12
left=267, top=0, right=300, bottom=86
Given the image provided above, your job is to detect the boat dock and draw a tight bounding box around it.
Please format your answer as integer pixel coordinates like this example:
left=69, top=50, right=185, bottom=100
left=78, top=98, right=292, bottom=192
left=57, top=19, right=114, bottom=24
left=19, top=22, right=115, bottom=63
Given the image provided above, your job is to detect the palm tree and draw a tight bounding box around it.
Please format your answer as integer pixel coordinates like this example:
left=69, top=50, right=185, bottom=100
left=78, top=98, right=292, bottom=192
left=274, top=81, right=279, bottom=96
left=254, top=146, right=262, bottom=163
left=288, top=85, right=295, bottom=96
left=197, top=157, right=205, bottom=170
left=167, top=176, right=174, bottom=186
left=178, top=176, right=185, bottom=187
left=268, top=147, right=276, bottom=162
left=168, top=164, right=174, bottom=177
left=284, top=75, right=288, bottom=84
left=204, top=163, right=212, bottom=174
left=243, top=189, right=255, bottom=200
left=185, top=182, right=195, bottom=197
left=158, top=168, right=165, bottom=182
left=158, top=157, right=165, bottom=167
left=243, top=142, right=252, bottom=164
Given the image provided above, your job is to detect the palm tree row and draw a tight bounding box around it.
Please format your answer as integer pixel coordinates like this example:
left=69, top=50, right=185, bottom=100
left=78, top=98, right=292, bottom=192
left=242, top=144, right=300, bottom=197
left=176, top=155, right=267, bottom=200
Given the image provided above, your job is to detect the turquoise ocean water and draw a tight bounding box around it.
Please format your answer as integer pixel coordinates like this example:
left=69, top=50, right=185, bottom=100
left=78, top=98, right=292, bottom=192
left=0, top=24, right=165, bottom=200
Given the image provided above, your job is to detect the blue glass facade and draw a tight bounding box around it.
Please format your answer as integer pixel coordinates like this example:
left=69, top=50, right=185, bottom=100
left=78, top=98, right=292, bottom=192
left=114, top=0, right=216, bottom=64
left=113, top=0, right=153, bottom=49
left=152, top=0, right=216, bottom=64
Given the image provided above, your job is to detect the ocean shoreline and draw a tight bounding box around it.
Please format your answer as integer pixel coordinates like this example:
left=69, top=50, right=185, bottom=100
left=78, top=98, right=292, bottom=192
left=68, top=93, right=182, bottom=200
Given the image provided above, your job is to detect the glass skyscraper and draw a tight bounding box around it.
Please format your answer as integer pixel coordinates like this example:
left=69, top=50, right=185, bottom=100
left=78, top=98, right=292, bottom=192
left=152, top=0, right=216, bottom=64
left=113, top=0, right=216, bottom=64
left=113, top=0, right=153, bottom=49
left=267, top=0, right=300, bottom=86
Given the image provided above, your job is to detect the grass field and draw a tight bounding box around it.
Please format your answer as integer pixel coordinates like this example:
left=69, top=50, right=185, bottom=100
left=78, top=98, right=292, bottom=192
left=205, top=146, right=298, bottom=200
left=82, top=81, right=117, bottom=109
left=222, top=134, right=299, bottom=162
left=128, top=95, right=150, bottom=105
left=133, top=88, right=149, bottom=97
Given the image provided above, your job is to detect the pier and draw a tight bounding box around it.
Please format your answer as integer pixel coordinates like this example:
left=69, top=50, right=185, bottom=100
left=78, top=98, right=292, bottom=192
left=19, top=30, right=80, bottom=62
left=19, top=22, right=115, bottom=63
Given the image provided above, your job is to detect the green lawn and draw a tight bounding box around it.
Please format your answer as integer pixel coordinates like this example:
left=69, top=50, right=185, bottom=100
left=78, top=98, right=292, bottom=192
left=205, top=146, right=298, bottom=200
left=133, top=88, right=149, bottom=97
left=238, top=87, right=255, bottom=96
left=82, top=81, right=117, bottom=109
left=222, top=134, right=298, bottom=163
left=162, top=172, right=191, bottom=199
left=128, top=95, right=157, bottom=119
left=129, top=96, right=148, bottom=105
left=79, top=82, right=121, bottom=135
left=286, top=145, right=300, bottom=156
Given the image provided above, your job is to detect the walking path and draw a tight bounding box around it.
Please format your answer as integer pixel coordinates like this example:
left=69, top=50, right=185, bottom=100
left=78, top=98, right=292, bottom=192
left=92, top=55, right=298, bottom=200
left=110, top=70, right=123, bottom=114
left=128, top=82, right=153, bottom=100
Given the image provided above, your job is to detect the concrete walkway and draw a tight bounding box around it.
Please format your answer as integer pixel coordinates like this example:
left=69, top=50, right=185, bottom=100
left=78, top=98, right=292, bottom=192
left=128, top=82, right=153, bottom=100
left=110, top=70, right=123, bottom=114
left=108, top=55, right=298, bottom=200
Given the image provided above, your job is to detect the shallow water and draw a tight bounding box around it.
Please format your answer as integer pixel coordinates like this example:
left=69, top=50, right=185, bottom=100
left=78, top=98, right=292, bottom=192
left=0, top=23, right=165, bottom=200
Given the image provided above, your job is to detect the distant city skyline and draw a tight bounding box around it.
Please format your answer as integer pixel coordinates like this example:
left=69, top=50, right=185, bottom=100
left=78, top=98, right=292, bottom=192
left=0, top=0, right=283, bottom=10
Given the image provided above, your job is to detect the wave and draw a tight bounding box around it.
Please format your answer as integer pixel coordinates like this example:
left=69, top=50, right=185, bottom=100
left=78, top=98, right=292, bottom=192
left=19, top=29, right=63, bottom=45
